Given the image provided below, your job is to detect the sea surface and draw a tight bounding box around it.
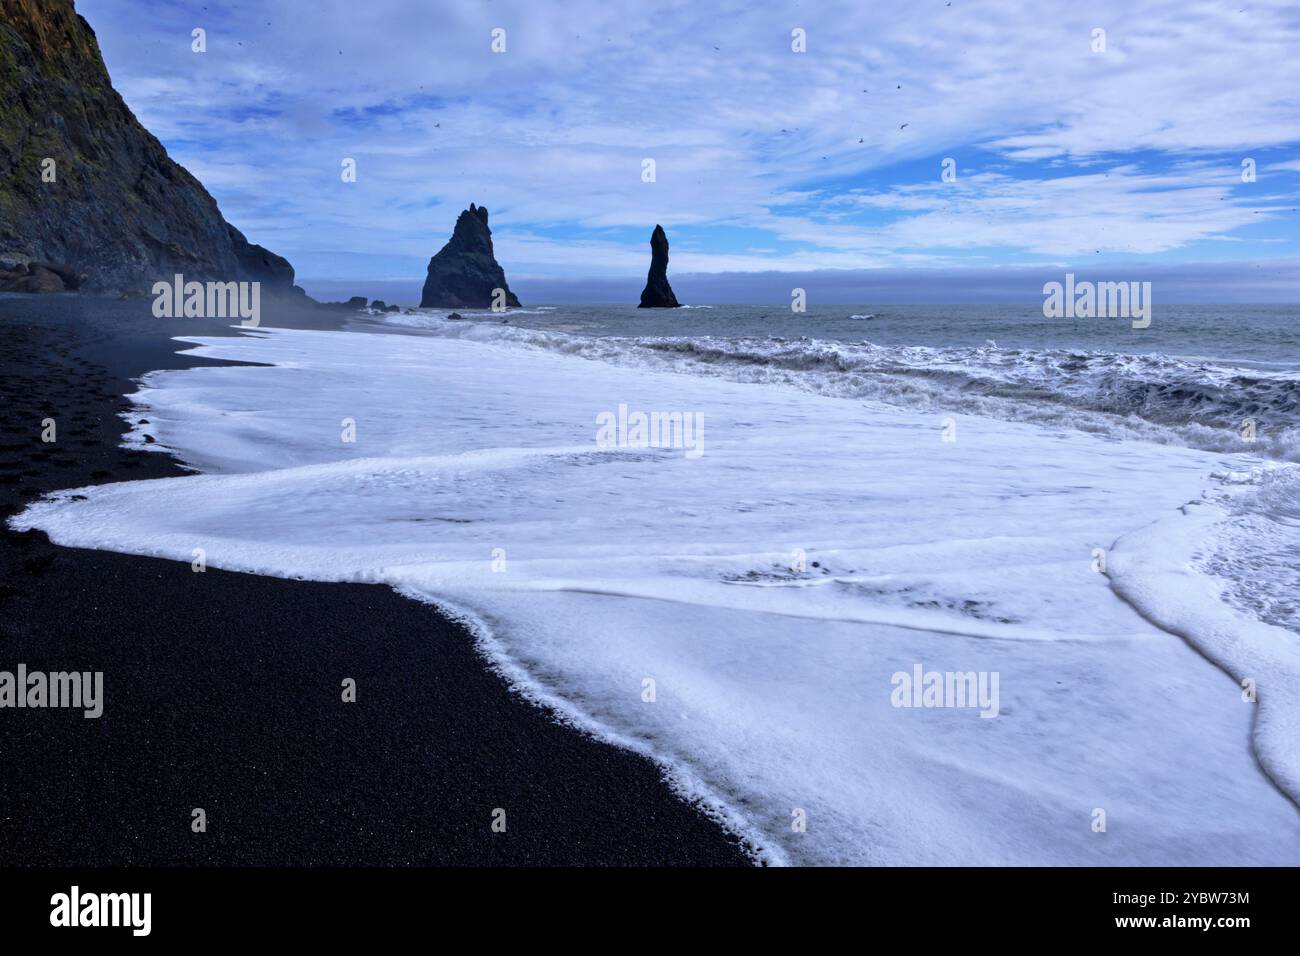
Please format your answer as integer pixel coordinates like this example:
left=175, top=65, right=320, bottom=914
left=413, top=303, right=1300, bottom=461
left=483, top=303, right=1300, bottom=366
left=13, top=301, right=1300, bottom=865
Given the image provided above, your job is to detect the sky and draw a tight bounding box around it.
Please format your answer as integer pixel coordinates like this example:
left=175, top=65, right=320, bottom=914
left=78, top=0, right=1300, bottom=302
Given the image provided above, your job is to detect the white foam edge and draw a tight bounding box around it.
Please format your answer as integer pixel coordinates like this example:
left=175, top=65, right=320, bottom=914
left=1108, top=499, right=1300, bottom=807
left=393, top=586, right=788, bottom=866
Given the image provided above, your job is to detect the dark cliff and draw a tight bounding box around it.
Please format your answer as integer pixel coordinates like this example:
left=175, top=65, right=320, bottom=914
left=0, top=0, right=299, bottom=295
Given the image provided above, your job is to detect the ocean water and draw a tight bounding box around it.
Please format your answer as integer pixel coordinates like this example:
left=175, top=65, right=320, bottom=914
left=478, top=303, right=1300, bottom=366
left=395, top=304, right=1300, bottom=463
left=12, top=302, right=1300, bottom=865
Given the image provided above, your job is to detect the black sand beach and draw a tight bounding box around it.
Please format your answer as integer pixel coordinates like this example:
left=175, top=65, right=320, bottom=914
left=0, top=293, right=750, bottom=866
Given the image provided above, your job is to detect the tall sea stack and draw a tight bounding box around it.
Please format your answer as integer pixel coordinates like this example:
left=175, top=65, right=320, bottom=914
left=0, top=0, right=300, bottom=296
left=638, top=224, right=679, bottom=308
left=420, top=203, right=520, bottom=309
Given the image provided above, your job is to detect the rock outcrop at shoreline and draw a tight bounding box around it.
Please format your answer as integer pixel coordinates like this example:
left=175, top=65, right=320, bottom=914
left=420, top=204, right=520, bottom=309
left=0, top=257, right=85, bottom=293
left=638, top=224, right=680, bottom=308
left=0, top=0, right=302, bottom=296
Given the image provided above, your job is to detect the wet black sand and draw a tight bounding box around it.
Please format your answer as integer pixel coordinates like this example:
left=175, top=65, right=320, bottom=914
left=0, top=293, right=751, bottom=866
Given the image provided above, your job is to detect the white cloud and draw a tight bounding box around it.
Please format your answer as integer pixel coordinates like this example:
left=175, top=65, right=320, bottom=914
left=77, top=0, right=1300, bottom=279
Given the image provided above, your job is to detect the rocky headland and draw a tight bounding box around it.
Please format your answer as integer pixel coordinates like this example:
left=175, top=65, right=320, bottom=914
left=0, top=0, right=301, bottom=297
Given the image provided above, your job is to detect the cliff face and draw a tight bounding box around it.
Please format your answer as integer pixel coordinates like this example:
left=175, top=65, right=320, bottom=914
left=0, top=0, right=298, bottom=295
left=638, top=224, right=679, bottom=308
left=420, top=204, right=520, bottom=309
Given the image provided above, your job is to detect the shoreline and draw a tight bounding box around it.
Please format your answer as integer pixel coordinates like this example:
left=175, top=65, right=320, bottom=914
left=44, top=307, right=1296, bottom=865
left=0, top=293, right=752, bottom=866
